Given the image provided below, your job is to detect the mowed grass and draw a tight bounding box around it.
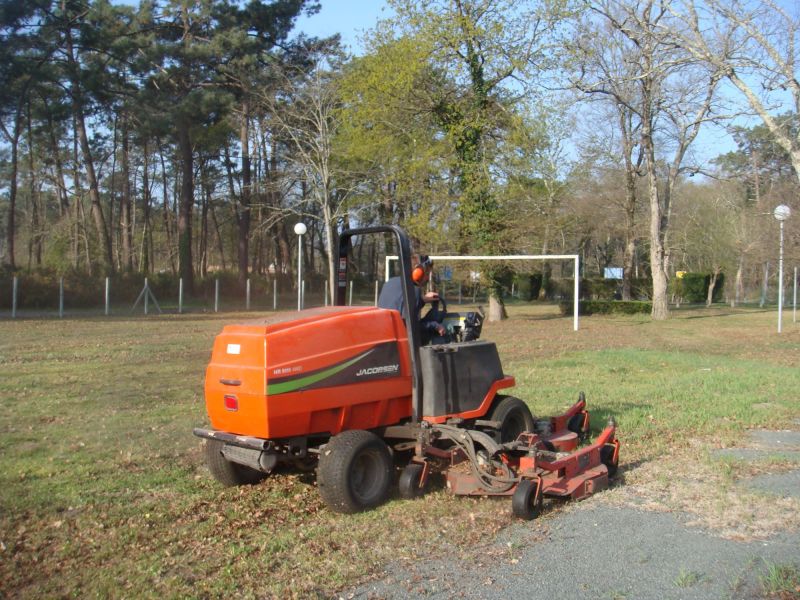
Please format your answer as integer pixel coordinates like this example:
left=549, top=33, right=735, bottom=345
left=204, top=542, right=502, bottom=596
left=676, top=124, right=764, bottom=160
left=1, top=305, right=798, bottom=598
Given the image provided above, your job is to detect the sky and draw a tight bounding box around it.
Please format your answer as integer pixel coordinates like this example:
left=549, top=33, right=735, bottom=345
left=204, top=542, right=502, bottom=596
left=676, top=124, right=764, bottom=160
left=294, top=0, right=393, bottom=54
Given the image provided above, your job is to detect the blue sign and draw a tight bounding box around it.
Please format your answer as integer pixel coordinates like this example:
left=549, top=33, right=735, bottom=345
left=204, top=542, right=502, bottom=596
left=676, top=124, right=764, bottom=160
left=442, top=266, right=453, bottom=281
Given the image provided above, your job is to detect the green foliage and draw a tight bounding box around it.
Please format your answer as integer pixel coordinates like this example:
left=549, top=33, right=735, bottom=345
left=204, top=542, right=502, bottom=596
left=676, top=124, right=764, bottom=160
left=671, top=273, right=725, bottom=303
left=559, top=300, right=653, bottom=315
left=582, top=278, right=619, bottom=300
left=576, top=278, right=652, bottom=301
left=335, top=35, right=453, bottom=246
left=512, top=273, right=543, bottom=301
left=674, top=569, right=704, bottom=588
left=759, top=561, right=800, bottom=596
left=714, top=117, right=798, bottom=188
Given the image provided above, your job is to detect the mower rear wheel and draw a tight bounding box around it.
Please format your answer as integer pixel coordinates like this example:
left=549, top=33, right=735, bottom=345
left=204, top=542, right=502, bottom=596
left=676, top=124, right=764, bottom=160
left=318, top=430, right=393, bottom=514
left=204, top=439, right=267, bottom=486
left=398, top=463, right=427, bottom=499
left=490, top=396, right=536, bottom=443
left=601, top=444, right=619, bottom=478
left=512, top=478, right=543, bottom=520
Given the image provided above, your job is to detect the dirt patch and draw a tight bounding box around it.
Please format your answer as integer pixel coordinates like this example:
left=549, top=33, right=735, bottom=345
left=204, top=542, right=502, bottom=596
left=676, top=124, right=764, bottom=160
left=601, top=430, right=800, bottom=542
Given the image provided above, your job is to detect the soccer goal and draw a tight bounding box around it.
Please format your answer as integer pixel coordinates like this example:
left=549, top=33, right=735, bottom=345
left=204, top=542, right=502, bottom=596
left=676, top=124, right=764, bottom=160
left=385, top=254, right=581, bottom=331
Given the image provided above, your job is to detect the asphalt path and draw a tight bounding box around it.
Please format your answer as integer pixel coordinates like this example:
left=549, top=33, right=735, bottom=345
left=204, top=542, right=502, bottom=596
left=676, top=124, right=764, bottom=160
left=351, top=505, right=800, bottom=599
left=348, top=429, right=800, bottom=600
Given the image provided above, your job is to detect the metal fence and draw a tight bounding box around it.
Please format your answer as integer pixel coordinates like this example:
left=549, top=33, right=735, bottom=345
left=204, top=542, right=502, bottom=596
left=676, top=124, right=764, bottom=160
left=1, top=274, right=511, bottom=319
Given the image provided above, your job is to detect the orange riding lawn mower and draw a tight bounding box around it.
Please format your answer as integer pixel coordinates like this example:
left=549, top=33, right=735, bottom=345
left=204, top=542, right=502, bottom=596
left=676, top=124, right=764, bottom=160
left=193, top=226, right=620, bottom=519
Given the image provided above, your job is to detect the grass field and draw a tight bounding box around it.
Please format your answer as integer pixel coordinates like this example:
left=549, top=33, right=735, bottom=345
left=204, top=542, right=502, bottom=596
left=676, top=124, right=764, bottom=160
left=1, top=304, right=799, bottom=598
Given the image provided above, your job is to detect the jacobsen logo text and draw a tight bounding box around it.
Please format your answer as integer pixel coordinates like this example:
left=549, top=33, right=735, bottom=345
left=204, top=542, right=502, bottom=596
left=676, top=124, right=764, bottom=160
left=356, top=364, right=400, bottom=377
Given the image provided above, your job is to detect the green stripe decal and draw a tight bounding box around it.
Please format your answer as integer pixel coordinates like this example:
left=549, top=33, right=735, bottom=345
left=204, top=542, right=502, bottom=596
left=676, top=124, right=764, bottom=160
left=267, top=349, right=373, bottom=395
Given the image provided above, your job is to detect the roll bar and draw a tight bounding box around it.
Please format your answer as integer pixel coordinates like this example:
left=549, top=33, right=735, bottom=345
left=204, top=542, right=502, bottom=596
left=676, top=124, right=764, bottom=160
left=336, top=226, right=423, bottom=424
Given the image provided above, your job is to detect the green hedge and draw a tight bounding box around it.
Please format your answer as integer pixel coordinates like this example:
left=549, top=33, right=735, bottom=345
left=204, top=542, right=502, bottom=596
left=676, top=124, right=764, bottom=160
left=559, top=300, right=652, bottom=315
left=548, top=278, right=652, bottom=301
left=670, top=272, right=725, bottom=303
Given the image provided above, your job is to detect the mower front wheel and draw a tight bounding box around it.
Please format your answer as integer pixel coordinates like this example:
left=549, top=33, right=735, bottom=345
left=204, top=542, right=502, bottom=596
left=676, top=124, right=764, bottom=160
left=568, top=413, right=589, bottom=442
left=318, top=430, right=393, bottom=514
left=204, top=439, right=267, bottom=486
left=601, top=444, right=619, bottom=478
left=512, top=478, right=543, bottom=520
left=490, top=396, right=536, bottom=443
left=398, top=463, right=427, bottom=500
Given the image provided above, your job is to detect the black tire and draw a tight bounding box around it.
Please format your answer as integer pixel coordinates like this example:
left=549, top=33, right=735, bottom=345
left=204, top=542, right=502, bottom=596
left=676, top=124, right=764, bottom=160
left=318, top=430, right=393, bottom=514
left=568, top=413, right=588, bottom=442
left=512, top=478, right=543, bottom=520
left=490, top=396, right=535, bottom=443
left=601, top=444, right=619, bottom=478
left=398, top=463, right=427, bottom=500
left=204, top=439, right=267, bottom=486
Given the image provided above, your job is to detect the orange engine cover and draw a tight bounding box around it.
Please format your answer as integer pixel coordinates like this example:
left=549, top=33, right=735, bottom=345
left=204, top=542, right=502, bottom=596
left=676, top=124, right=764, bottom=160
left=205, top=306, right=413, bottom=439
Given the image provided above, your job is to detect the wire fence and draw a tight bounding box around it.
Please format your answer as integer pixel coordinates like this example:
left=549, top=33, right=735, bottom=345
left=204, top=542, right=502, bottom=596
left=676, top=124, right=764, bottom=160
left=0, top=275, right=505, bottom=320
left=3, top=270, right=797, bottom=323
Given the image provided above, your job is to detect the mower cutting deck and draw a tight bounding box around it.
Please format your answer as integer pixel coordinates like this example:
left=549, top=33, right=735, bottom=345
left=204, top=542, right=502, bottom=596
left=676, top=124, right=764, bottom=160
left=193, top=225, right=620, bottom=518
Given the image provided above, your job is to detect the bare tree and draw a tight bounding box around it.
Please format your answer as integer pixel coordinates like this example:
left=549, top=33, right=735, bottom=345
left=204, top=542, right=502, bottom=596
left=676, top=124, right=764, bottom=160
left=265, top=62, right=355, bottom=302
left=672, top=183, right=739, bottom=305
left=575, top=0, right=724, bottom=319
left=670, top=0, right=800, bottom=181
left=569, top=13, right=645, bottom=300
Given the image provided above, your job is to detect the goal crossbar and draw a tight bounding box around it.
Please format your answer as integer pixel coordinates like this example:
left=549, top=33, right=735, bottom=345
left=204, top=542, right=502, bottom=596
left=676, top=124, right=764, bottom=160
left=385, top=254, right=580, bottom=331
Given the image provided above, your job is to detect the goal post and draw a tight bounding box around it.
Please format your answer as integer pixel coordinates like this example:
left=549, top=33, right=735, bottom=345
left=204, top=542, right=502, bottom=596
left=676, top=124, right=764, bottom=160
left=385, top=254, right=581, bottom=331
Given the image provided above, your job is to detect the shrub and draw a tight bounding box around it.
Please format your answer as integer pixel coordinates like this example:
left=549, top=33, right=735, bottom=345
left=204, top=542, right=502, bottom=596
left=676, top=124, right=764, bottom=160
left=582, top=278, right=619, bottom=300
left=512, top=273, right=543, bottom=301
left=630, top=278, right=652, bottom=300
left=671, top=272, right=725, bottom=303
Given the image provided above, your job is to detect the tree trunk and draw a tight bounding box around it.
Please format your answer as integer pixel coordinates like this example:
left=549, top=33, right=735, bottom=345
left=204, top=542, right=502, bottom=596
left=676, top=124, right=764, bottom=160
left=71, top=114, right=85, bottom=272
left=26, top=101, right=42, bottom=266
left=706, top=270, right=718, bottom=307
left=238, top=101, right=252, bottom=284
left=253, top=205, right=263, bottom=276
left=176, top=121, right=194, bottom=292
left=619, top=108, right=639, bottom=301
left=120, top=116, right=133, bottom=271
left=157, top=141, right=177, bottom=275
left=141, top=139, right=152, bottom=274
left=209, top=199, right=226, bottom=271
left=642, top=86, right=668, bottom=320
left=75, top=103, right=113, bottom=272
left=198, top=157, right=210, bottom=277
left=734, top=254, right=745, bottom=306
left=488, top=295, right=507, bottom=321
left=44, top=102, right=70, bottom=217
left=323, top=202, right=336, bottom=303
left=66, top=24, right=113, bottom=273
left=4, top=114, right=20, bottom=269
left=119, top=115, right=133, bottom=271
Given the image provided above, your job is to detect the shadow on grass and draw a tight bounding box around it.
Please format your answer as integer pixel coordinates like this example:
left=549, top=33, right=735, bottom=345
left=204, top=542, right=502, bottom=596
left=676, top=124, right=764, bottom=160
left=682, top=308, right=773, bottom=320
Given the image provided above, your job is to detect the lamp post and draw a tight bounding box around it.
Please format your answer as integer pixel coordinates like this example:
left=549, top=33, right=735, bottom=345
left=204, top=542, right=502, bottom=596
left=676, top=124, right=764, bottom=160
left=294, top=222, right=307, bottom=310
left=774, top=204, right=791, bottom=333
